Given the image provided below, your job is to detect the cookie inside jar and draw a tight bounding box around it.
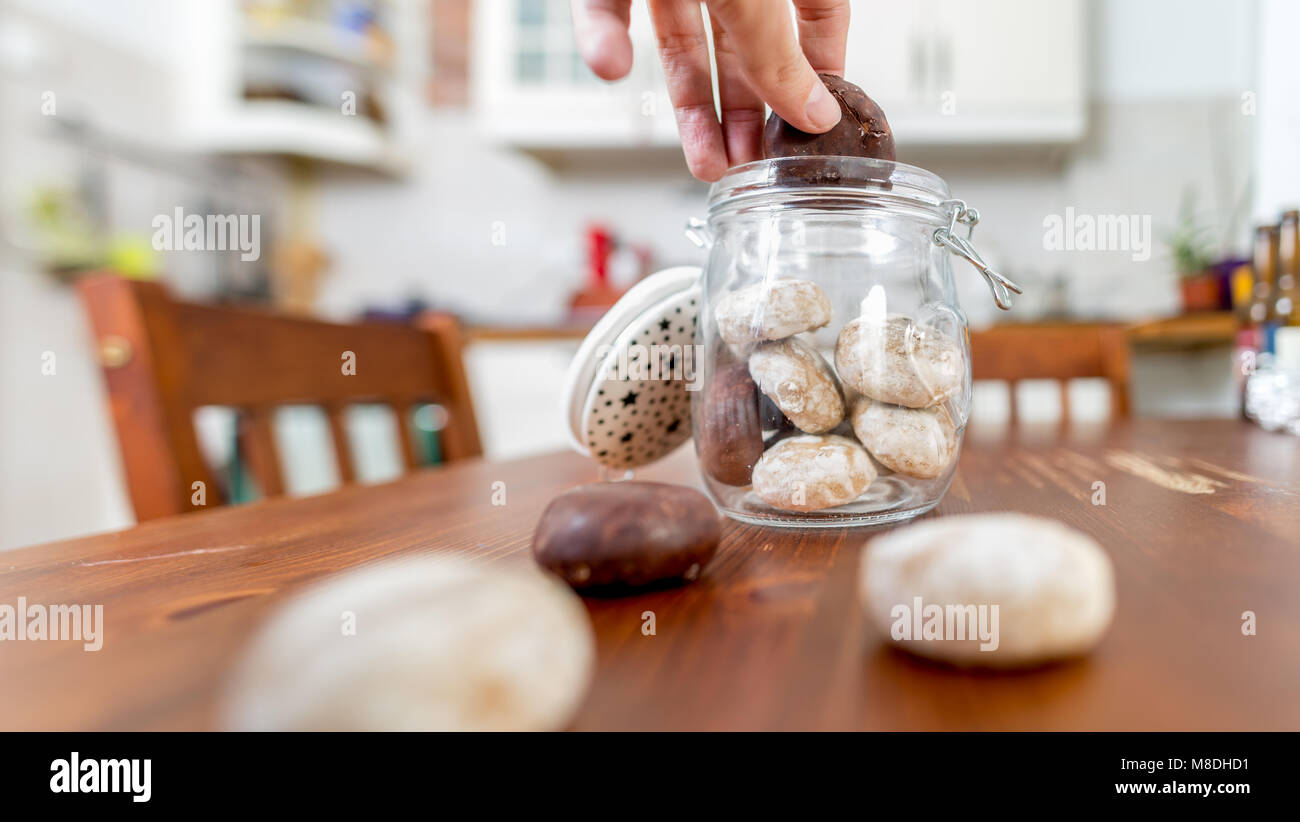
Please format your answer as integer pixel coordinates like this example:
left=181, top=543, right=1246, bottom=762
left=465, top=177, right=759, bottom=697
left=690, top=154, right=1006, bottom=528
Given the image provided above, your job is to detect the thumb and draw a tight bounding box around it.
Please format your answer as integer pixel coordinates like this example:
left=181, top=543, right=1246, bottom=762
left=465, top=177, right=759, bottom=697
left=705, top=0, right=841, bottom=133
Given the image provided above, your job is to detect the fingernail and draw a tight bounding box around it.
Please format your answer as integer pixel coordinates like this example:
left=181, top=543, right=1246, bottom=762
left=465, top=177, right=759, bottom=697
left=805, top=82, right=841, bottom=131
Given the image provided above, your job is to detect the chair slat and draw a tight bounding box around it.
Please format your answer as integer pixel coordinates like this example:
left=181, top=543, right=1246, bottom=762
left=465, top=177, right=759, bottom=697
left=238, top=408, right=285, bottom=499
left=390, top=401, right=417, bottom=470
left=417, top=313, right=483, bottom=462
left=325, top=404, right=356, bottom=484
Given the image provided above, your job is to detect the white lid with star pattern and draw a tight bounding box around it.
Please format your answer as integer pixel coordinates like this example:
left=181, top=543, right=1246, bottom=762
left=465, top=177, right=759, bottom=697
left=561, top=266, right=702, bottom=469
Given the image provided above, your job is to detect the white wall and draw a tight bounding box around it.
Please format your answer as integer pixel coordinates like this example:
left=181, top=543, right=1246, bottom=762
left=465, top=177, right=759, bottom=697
left=0, top=260, right=134, bottom=549
left=6, top=0, right=183, bottom=66
left=0, top=4, right=172, bottom=551
left=1092, top=0, right=1256, bottom=102
left=313, top=114, right=708, bottom=324
left=0, top=1, right=281, bottom=550
left=1252, top=0, right=1300, bottom=220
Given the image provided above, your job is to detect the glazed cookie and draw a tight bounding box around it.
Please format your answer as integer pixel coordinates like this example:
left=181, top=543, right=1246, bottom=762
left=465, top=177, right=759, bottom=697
left=752, top=434, right=876, bottom=512
left=835, top=314, right=964, bottom=408
left=714, top=278, right=832, bottom=346
left=749, top=337, right=845, bottom=434
left=222, top=557, right=595, bottom=731
left=850, top=397, right=958, bottom=480
left=859, top=514, right=1116, bottom=667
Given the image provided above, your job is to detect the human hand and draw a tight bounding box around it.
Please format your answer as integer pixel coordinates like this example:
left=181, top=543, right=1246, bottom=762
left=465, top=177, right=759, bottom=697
left=571, top=0, right=850, bottom=181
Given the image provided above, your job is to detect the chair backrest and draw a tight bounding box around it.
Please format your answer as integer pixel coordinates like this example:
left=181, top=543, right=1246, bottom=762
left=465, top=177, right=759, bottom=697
left=969, top=323, right=1131, bottom=425
left=78, top=274, right=482, bottom=521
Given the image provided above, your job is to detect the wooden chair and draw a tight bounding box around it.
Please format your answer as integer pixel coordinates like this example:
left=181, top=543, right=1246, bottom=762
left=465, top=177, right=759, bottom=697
left=78, top=274, right=482, bottom=521
left=969, top=323, right=1131, bottom=425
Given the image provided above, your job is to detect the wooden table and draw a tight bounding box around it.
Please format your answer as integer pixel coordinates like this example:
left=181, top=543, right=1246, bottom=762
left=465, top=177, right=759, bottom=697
left=2, top=420, right=1297, bottom=731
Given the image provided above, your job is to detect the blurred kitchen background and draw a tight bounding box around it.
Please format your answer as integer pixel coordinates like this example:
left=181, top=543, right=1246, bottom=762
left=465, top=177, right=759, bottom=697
left=1, top=0, right=1297, bottom=549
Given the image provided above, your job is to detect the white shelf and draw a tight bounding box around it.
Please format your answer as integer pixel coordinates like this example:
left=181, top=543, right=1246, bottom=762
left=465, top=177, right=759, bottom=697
left=196, top=100, right=404, bottom=172
left=243, top=20, right=391, bottom=73
left=174, top=2, right=418, bottom=175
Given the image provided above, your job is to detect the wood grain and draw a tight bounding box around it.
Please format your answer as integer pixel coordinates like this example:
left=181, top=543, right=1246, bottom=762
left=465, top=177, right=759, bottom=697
left=0, top=420, right=1296, bottom=731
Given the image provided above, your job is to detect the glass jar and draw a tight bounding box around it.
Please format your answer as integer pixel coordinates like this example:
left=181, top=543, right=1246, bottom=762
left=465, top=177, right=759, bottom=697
left=687, top=156, right=1019, bottom=528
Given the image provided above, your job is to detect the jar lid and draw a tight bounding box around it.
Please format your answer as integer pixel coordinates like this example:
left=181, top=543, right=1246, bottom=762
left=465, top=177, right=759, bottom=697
left=561, top=266, right=702, bottom=469
left=707, top=156, right=952, bottom=218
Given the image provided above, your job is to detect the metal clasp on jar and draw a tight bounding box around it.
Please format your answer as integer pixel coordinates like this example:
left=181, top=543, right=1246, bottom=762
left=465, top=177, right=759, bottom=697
left=684, top=216, right=711, bottom=249
left=934, top=199, right=1023, bottom=310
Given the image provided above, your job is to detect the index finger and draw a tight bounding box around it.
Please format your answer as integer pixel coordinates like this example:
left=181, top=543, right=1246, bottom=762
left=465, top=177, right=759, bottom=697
left=704, top=0, right=841, bottom=133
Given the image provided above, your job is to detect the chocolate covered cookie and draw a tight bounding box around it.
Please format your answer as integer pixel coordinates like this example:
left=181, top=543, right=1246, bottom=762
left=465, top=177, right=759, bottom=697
left=763, top=74, right=895, bottom=162
left=699, top=361, right=765, bottom=486
left=532, top=482, right=721, bottom=590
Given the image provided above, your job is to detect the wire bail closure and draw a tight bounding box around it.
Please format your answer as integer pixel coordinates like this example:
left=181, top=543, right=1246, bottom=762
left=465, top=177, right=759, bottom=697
left=934, top=199, right=1022, bottom=310
left=684, top=216, right=711, bottom=249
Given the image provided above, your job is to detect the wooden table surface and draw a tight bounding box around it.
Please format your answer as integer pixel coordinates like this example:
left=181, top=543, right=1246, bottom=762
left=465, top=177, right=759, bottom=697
left=2, top=419, right=1297, bottom=731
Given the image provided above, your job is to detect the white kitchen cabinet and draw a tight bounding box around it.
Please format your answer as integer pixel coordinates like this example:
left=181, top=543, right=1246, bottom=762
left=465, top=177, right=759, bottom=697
left=477, top=0, right=1085, bottom=151
left=846, top=0, right=1085, bottom=145
left=473, top=0, right=679, bottom=149
left=842, top=1, right=927, bottom=111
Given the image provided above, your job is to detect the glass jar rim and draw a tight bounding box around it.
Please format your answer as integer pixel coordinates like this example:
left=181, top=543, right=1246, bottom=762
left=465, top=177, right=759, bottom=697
left=706, top=156, right=952, bottom=218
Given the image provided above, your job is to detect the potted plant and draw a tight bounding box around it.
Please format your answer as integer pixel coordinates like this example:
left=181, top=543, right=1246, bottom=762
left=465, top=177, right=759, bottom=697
left=1166, top=193, right=1221, bottom=313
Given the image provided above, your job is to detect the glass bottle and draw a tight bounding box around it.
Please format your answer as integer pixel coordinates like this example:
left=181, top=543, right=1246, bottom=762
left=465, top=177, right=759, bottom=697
left=1275, top=210, right=1299, bottom=327
left=1248, top=225, right=1280, bottom=354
